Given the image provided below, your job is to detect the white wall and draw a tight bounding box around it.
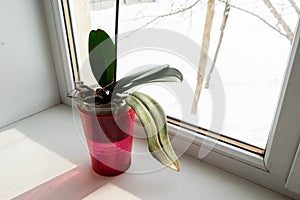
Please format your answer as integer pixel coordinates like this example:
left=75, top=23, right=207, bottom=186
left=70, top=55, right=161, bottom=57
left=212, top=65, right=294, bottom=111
left=0, top=0, right=60, bottom=128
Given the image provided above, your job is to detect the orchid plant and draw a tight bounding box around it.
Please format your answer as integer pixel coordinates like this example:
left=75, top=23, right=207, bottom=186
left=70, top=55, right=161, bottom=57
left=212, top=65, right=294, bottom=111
left=69, top=29, right=182, bottom=171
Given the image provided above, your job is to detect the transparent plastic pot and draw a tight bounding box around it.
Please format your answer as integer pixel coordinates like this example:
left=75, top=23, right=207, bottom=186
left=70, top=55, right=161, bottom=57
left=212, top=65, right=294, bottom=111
left=78, top=101, right=135, bottom=176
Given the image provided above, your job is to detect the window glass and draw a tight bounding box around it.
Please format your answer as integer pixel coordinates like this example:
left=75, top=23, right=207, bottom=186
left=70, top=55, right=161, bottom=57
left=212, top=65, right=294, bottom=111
left=70, top=0, right=299, bottom=149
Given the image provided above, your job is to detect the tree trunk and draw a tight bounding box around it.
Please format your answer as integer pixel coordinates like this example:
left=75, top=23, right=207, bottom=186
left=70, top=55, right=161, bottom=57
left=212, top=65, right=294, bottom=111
left=191, top=0, right=215, bottom=114
left=205, top=0, right=230, bottom=89
left=263, top=0, right=294, bottom=43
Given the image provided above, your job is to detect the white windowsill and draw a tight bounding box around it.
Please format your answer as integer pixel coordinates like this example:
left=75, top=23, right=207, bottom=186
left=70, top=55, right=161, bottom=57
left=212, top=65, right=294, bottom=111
left=0, top=104, right=292, bottom=200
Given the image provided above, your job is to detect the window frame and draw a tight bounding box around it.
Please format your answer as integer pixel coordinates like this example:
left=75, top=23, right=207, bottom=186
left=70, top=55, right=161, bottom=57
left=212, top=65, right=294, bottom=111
left=265, top=19, right=300, bottom=178
left=43, top=0, right=75, bottom=106
left=43, top=0, right=300, bottom=198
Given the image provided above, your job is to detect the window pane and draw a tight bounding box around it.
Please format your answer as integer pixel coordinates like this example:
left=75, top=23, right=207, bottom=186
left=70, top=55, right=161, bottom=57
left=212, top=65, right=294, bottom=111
left=69, top=0, right=300, bottom=149
left=68, top=0, right=117, bottom=86
left=117, top=0, right=299, bottom=149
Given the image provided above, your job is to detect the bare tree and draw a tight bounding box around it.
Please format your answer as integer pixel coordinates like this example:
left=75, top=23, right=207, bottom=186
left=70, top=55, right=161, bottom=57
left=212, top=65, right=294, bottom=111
left=288, top=0, right=300, bottom=14
left=263, top=0, right=294, bottom=43
left=191, top=0, right=215, bottom=114
left=127, top=0, right=299, bottom=113
left=223, top=2, right=291, bottom=40
left=205, top=0, right=230, bottom=89
left=122, top=0, right=201, bottom=38
left=129, top=0, right=297, bottom=43
left=191, top=0, right=297, bottom=109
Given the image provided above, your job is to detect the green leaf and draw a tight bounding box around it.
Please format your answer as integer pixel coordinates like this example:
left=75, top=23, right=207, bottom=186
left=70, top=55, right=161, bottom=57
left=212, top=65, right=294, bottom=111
left=89, top=29, right=115, bottom=88
left=114, top=64, right=183, bottom=95
left=126, top=93, right=180, bottom=171
left=132, top=92, right=180, bottom=170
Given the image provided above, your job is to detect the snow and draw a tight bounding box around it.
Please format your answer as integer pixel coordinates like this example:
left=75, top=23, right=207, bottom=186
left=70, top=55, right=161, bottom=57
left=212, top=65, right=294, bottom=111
left=86, top=0, right=299, bottom=149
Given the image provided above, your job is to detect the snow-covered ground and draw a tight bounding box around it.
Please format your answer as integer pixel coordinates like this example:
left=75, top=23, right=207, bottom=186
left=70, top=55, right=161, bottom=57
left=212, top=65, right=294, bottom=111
left=85, top=0, right=299, bottom=148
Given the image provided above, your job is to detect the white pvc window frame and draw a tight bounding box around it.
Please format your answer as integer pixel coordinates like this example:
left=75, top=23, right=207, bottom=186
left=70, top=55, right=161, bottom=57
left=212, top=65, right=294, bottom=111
left=43, top=0, right=75, bottom=106
left=43, top=0, right=300, bottom=198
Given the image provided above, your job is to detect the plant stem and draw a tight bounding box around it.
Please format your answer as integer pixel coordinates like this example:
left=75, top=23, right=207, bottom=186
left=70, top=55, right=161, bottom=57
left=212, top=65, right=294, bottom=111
left=115, top=0, right=120, bottom=81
